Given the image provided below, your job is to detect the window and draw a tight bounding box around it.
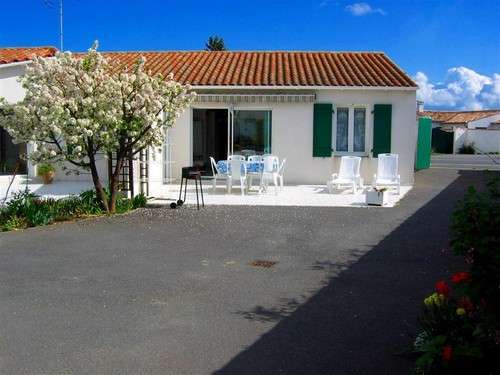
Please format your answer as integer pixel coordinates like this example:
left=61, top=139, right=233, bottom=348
left=336, top=108, right=349, bottom=152
left=333, top=106, right=367, bottom=154
left=232, top=110, right=272, bottom=155
left=353, top=108, right=366, bottom=152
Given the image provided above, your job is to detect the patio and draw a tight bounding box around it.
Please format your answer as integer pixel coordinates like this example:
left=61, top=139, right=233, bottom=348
left=149, top=181, right=412, bottom=208
left=0, top=175, right=411, bottom=208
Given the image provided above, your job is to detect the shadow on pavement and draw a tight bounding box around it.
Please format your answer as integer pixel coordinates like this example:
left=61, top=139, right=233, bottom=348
left=214, top=171, right=497, bottom=375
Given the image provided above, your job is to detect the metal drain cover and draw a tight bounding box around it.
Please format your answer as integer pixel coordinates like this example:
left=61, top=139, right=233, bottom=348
left=249, top=260, right=278, bottom=268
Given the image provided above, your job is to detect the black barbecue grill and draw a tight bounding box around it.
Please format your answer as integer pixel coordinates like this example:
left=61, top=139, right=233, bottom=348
left=170, top=166, right=205, bottom=210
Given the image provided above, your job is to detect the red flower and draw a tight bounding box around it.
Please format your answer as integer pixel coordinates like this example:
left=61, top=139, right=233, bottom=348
left=442, top=345, right=453, bottom=362
left=435, top=280, right=450, bottom=296
left=451, top=272, right=470, bottom=284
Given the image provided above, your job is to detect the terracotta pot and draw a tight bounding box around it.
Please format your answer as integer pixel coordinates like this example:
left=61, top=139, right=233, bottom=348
left=41, top=171, right=55, bottom=184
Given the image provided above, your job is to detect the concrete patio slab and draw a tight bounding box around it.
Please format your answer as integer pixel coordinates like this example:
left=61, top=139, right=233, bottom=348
left=149, top=182, right=412, bottom=208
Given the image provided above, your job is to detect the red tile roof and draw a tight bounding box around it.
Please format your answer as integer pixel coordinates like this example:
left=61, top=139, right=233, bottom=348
left=0, top=48, right=416, bottom=88
left=0, top=47, right=57, bottom=65
left=421, top=109, right=500, bottom=125
left=101, top=51, right=417, bottom=88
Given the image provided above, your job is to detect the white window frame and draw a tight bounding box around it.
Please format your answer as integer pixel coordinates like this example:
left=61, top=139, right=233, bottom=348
left=332, top=105, right=369, bottom=156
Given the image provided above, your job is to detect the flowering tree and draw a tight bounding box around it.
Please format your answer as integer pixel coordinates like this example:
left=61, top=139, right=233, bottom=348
left=0, top=43, right=195, bottom=213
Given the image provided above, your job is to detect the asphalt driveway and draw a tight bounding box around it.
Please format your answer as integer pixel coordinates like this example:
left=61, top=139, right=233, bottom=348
left=0, top=168, right=495, bottom=375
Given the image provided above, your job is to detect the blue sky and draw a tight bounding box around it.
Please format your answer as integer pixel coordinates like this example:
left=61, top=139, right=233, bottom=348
left=1, top=0, right=499, bottom=110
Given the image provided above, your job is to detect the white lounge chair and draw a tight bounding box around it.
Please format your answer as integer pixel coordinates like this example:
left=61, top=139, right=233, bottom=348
left=210, top=157, right=227, bottom=193
left=327, top=156, right=362, bottom=194
left=260, top=155, right=280, bottom=194
left=373, top=153, right=400, bottom=195
left=227, top=159, right=248, bottom=195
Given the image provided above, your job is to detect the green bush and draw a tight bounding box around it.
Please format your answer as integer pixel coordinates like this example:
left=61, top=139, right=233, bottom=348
left=37, top=163, right=55, bottom=176
left=132, top=193, right=147, bottom=209
left=413, top=178, right=500, bottom=374
left=0, top=188, right=145, bottom=232
left=1, top=215, right=27, bottom=231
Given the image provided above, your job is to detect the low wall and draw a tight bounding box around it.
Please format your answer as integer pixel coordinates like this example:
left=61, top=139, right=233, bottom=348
left=464, top=129, right=500, bottom=153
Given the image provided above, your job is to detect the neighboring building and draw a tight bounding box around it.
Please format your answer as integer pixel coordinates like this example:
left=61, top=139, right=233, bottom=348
left=420, top=109, right=500, bottom=154
left=0, top=48, right=418, bottom=195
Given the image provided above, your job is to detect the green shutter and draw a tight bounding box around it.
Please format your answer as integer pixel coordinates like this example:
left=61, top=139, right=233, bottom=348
left=313, top=103, right=332, bottom=157
left=372, top=104, right=392, bottom=157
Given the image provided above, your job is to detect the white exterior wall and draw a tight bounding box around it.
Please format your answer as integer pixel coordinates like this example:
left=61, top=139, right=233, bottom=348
left=0, top=63, right=27, bottom=103
left=463, top=129, right=500, bottom=153
left=148, top=88, right=417, bottom=194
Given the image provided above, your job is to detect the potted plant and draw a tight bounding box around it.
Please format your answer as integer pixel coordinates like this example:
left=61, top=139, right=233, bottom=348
left=37, top=163, right=55, bottom=184
left=366, top=187, right=388, bottom=206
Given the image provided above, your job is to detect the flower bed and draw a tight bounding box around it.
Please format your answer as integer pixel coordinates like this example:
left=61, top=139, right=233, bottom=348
left=0, top=189, right=147, bottom=231
left=413, top=178, right=499, bottom=374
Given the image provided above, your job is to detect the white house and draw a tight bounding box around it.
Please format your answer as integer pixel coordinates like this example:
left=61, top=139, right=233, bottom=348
left=421, top=109, right=500, bottom=154
left=1, top=48, right=418, bottom=197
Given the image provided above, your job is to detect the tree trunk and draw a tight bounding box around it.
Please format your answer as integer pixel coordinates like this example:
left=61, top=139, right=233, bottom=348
left=88, top=153, right=110, bottom=213
left=108, top=157, right=124, bottom=214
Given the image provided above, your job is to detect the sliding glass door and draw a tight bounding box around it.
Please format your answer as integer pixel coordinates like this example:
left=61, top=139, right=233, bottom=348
left=231, top=110, right=272, bottom=156
left=191, top=108, right=272, bottom=174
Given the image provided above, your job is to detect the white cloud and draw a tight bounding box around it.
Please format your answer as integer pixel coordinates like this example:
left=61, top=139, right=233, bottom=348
left=415, top=67, right=500, bottom=110
left=345, top=2, right=386, bottom=16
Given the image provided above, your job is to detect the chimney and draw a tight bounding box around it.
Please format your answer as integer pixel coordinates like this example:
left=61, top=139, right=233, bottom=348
left=417, top=100, right=424, bottom=113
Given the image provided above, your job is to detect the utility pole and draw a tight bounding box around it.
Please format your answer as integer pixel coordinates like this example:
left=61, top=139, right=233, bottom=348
left=42, top=0, right=64, bottom=51
left=60, top=0, right=64, bottom=51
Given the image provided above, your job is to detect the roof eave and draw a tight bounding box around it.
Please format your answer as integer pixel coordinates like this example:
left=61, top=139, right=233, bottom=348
left=191, top=85, right=418, bottom=91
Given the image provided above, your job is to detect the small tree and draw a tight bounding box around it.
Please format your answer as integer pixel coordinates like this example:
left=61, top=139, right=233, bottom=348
left=0, top=42, right=195, bottom=213
left=205, top=36, right=227, bottom=51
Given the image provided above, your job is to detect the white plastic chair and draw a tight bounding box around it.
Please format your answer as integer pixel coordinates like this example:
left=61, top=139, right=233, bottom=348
left=246, top=155, right=263, bottom=190
left=373, top=153, right=401, bottom=195
left=241, top=149, right=256, bottom=159
left=227, top=159, right=248, bottom=195
left=247, top=155, right=263, bottom=163
left=327, top=156, right=362, bottom=194
left=276, top=158, right=286, bottom=190
left=260, top=155, right=280, bottom=195
left=210, top=157, right=228, bottom=193
left=228, top=154, right=245, bottom=162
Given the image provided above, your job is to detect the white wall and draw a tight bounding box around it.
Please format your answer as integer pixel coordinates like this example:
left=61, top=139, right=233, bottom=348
left=463, top=129, right=500, bottom=153
left=153, top=88, right=417, bottom=193
left=0, top=63, right=27, bottom=103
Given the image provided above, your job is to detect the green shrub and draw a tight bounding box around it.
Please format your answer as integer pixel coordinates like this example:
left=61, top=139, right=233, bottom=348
left=132, top=193, right=147, bottom=209
left=1, top=215, right=27, bottom=231
left=458, top=143, right=475, bottom=155
left=413, top=178, right=500, bottom=374
left=0, top=188, right=144, bottom=232
left=37, top=163, right=55, bottom=176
